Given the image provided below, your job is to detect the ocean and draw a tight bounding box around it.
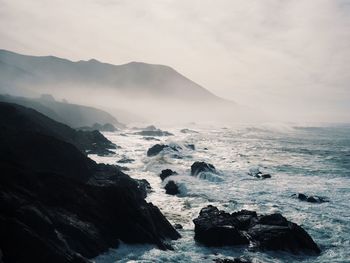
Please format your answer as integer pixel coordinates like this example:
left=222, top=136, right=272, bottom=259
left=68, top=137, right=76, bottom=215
left=91, top=124, right=350, bottom=263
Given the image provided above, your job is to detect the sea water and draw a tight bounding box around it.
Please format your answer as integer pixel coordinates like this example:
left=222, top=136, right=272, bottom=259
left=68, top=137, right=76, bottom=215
left=92, top=124, right=350, bottom=263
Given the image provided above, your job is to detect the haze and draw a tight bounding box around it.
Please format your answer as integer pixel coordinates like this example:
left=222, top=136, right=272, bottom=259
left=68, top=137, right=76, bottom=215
left=1, top=0, right=350, bottom=123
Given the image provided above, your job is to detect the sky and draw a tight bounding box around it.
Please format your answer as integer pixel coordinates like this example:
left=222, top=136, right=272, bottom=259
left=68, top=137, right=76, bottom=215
left=0, top=0, right=350, bottom=122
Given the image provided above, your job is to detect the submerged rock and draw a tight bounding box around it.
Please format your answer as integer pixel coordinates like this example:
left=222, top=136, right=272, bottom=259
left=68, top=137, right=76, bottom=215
left=191, top=162, right=217, bottom=176
left=174, top=224, right=183, bottom=230
left=180, top=128, right=198, bottom=134
left=135, top=125, right=173, bottom=137
left=248, top=168, right=271, bottom=179
left=117, top=157, right=135, bottom=164
left=165, top=181, right=179, bottom=195
left=193, top=205, right=321, bottom=255
left=160, top=169, right=178, bottom=181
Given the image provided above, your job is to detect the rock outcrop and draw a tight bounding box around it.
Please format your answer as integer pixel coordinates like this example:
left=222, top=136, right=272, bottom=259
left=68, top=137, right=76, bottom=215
left=193, top=205, right=320, bottom=255
left=0, top=102, right=180, bottom=263
left=191, top=162, right=217, bottom=176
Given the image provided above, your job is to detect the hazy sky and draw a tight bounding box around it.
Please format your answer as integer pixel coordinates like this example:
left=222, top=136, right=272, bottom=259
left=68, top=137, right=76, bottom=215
left=1, top=0, right=350, bottom=122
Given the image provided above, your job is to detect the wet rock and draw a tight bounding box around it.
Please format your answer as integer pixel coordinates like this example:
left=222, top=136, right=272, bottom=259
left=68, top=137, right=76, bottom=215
left=193, top=205, right=321, bottom=254
left=143, top=137, right=160, bottom=141
left=117, top=157, right=135, bottom=164
left=191, top=162, right=217, bottom=176
left=160, top=169, right=178, bottom=181
left=147, top=144, right=168, bottom=156
left=193, top=206, right=249, bottom=246
left=293, top=193, right=329, bottom=203
left=174, top=224, right=183, bottom=230
left=165, top=181, right=179, bottom=195
left=147, top=144, right=180, bottom=157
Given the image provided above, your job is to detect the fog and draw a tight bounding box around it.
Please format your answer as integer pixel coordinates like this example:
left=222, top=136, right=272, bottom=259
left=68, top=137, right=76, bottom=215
left=1, top=0, right=350, bottom=123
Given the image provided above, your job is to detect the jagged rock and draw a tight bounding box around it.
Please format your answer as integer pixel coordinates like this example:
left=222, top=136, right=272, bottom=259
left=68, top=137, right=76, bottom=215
left=160, top=169, right=178, bottom=181
left=193, top=206, right=249, bottom=246
left=147, top=144, right=180, bottom=157
left=164, top=181, right=179, bottom=195
left=147, top=144, right=168, bottom=156
left=191, top=162, right=217, bottom=176
left=193, top=205, right=320, bottom=254
left=0, top=102, right=180, bottom=263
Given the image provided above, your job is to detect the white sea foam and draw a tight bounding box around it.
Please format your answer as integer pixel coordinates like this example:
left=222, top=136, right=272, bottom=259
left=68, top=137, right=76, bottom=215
left=92, top=125, right=350, bottom=263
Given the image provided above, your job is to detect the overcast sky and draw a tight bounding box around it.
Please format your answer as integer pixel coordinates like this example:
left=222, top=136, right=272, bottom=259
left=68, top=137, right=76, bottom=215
left=1, top=0, right=349, bottom=122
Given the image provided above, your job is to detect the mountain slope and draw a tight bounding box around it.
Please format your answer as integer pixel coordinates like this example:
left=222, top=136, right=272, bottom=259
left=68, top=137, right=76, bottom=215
left=0, top=94, right=124, bottom=128
left=0, top=49, right=221, bottom=101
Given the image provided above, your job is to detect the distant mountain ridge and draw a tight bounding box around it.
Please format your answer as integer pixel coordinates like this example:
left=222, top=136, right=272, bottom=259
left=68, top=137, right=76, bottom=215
left=0, top=49, right=223, bottom=102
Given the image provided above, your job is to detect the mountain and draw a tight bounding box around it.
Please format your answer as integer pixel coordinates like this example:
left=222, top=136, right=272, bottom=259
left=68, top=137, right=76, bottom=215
left=0, top=94, right=125, bottom=128
left=0, top=101, right=180, bottom=263
left=0, top=49, right=259, bottom=123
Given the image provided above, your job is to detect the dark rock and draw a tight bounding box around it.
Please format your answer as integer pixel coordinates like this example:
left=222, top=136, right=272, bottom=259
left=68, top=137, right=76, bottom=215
left=293, top=193, right=329, bottom=203
left=165, top=181, right=179, bottom=195
left=186, top=144, right=195, bottom=150
left=147, top=144, right=180, bottom=157
left=147, top=144, right=168, bottom=156
left=297, top=193, right=307, bottom=201
left=193, top=205, right=320, bottom=254
left=193, top=206, right=249, bottom=246
left=248, top=168, right=271, bottom=179
left=174, top=224, right=183, bottom=230
left=0, top=102, right=180, bottom=263
left=191, top=162, right=216, bottom=176
left=117, top=157, right=135, bottom=164
left=160, top=169, right=178, bottom=181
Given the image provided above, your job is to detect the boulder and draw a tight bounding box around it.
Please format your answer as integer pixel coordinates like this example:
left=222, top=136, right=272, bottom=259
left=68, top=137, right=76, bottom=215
left=165, top=181, right=179, bottom=195
left=191, top=162, right=217, bottom=176
left=160, top=169, right=178, bottom=181
left=173, top=224, right=183, bottom=230
left=186, top=144, right=195, bottom=150
left=117, top=157, right=135, bottom=164
left=193, top=205, right=321, bottom=254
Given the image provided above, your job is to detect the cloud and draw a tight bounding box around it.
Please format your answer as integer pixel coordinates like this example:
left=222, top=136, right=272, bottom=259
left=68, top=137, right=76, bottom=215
left=0, top=0, right=349, bottom=122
